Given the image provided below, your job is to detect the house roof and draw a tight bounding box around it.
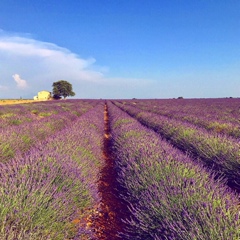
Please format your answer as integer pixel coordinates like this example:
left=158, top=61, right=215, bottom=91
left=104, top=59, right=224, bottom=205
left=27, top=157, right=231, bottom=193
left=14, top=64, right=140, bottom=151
left=38, top=90, right=51, bottom=93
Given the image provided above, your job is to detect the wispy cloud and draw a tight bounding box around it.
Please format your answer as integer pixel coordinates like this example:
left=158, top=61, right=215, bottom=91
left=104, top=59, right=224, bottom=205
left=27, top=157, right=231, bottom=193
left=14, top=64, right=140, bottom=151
left=0, top=35, right=103, bottom=80
left=0, top=31, right=155, bottom=99
left=0, top=32, right=108, bottom=98
left=12, top=74, right=28, bottom=89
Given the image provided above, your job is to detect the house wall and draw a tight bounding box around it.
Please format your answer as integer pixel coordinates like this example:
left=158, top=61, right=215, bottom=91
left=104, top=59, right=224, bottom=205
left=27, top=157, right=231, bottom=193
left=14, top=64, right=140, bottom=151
left=37, top=91, right=51, bottom=100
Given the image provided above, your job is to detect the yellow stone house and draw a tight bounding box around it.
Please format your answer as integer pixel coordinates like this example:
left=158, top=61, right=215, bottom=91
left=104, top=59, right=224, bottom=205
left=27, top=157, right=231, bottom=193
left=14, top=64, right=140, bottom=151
left=33, top=90, right=51, bottom=101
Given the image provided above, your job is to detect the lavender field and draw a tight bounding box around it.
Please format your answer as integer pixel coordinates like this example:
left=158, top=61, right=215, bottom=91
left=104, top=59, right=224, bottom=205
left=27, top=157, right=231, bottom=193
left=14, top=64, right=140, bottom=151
left=1, top=98, right=240, bottom=240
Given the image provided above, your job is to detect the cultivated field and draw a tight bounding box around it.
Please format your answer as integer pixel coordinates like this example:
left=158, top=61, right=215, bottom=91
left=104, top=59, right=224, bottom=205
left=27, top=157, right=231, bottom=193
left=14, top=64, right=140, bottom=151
left=0, top=99, right=36, bottom=105
left=1, top=98, right=240, bottom=239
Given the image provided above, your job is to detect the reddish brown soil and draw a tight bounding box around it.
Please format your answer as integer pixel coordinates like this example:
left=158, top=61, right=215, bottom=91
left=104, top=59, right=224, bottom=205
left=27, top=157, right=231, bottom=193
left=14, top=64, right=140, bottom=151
left=67, top=103, right=129, bottom=239
left=89, top=103, right=129, bottom=239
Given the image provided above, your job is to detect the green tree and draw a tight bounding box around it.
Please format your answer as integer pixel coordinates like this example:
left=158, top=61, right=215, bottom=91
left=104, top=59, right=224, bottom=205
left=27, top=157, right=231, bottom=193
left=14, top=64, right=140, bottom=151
left=52, top=80, right=75, bottom=99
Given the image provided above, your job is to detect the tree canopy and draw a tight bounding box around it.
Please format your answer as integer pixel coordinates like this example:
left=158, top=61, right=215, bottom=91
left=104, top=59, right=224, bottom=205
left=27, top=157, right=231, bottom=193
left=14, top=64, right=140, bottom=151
left=52, top=80, right=75, bottom=99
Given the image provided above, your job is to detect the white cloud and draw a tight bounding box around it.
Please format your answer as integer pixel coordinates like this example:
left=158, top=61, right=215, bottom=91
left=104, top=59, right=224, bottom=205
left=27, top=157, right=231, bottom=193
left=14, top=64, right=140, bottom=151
left=0, top=31, right=239, bottom=99
left=0, top=31, right=155, bottom=99
left=12, top=74, right=28, bottom=89
left=0, top=35, right=103, bottom=80
left=0, top=33, right=108, bottom=98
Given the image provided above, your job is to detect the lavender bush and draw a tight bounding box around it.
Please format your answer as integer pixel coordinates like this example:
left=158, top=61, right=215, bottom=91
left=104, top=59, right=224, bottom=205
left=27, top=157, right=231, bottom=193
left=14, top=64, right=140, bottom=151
left=108, top=101, right=240, bottom=239
left=120, top=98, right=240, bottom=138
left=0, top=151, right=88, bottom=239
left=115, top=101, right=240, bottom=192
left=0, top=100, right=98, bottom=162
left=0, top=102, right=105, bottom=239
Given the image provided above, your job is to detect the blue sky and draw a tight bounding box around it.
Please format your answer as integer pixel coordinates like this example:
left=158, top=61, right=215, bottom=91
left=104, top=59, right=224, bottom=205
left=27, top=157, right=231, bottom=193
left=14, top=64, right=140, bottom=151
left=0, top=0, right=239, bottom=99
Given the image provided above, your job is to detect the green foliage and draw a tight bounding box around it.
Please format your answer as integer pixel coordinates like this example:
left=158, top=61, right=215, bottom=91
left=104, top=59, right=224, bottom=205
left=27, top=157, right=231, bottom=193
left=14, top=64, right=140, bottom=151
left=31, top=109, right=38, bottom=114
left=21, top=135, right=32, bottom=145
left=0, top=113, right=16, bottom=118
left=0, top=143, right=14, bottom=160
left=38, top=112, right=53, bottom=117
left=9, top=119, right=22, bottom=126
left=52, top=80, right=75, bottom=99
left=113, top=118, right=134, bottom=128
left=72, top=110, right=81, bottom=116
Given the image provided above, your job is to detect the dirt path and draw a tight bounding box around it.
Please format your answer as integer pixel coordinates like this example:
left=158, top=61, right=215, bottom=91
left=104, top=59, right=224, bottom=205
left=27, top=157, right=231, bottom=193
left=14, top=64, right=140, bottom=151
left=89, top=102, right=129, bottom=239
left=62, top=103, right=129, bottom=239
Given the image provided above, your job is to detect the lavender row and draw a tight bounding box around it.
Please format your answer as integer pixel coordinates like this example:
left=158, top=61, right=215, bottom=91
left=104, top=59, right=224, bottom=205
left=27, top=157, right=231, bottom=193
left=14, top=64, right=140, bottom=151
left=115, top=101, right=240, bottom=192
left=0, top=102, right=105, bottom=240
left=108, top=101, right=240, bottom=240
left=122, top=98, right=240, bottom=139
left=0, top=99, right=98, bottom=129
left=0, top=100, right=98, bottom=163
left=124, top=98, right=240, bottom=124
